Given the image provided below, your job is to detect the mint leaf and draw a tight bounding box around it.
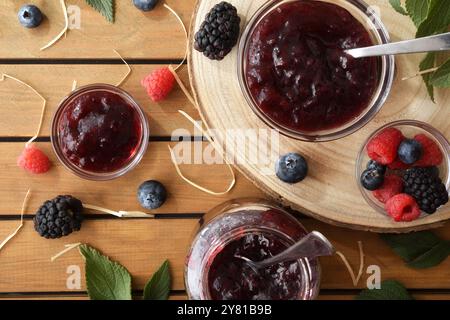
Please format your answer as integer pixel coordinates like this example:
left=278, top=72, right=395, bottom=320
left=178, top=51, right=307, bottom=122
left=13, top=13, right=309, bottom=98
left=79, top=244, right=132, bottom=300
left=380, top=231, right=450, bottom=269
left=356, top=280, right=413, bottom=300
left=430, top=58, right=450, bottom=87
left=416, top=1, right=450, bottom=37
left=389, top=0, right=408, bottom=15
left=419, top=52, right=436, bottom=102
left=408, top=241, right=450, bottom=269
left=143, top=260, right=171, bottom=300
left=85, top=0, right=115, bottom=23
left=405, top=0, right=430, bottom=27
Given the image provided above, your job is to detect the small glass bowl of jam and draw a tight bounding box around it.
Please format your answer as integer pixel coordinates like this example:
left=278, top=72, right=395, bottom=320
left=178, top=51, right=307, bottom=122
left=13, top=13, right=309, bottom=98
left=356, top=120, right=450, bottom=218
left=238, top=0, right=395, bottom=141
left=51, top=84, right=149, bottom=180
left=184, top=198, right=322, bottom=300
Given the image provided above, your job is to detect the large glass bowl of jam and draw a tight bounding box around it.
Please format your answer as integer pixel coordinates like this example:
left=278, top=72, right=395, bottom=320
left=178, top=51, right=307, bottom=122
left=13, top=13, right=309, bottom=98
left=185, top=198, right=322, bottom=300
left=238, top=0, right=395, bottom=141
left=51, top=84, right=149, bottom=180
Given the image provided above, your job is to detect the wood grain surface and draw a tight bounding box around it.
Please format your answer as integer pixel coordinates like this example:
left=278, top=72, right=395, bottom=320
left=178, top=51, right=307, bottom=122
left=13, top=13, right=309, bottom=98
left=1, top=218, right=450, bottom=294
left=189, top=0, right=450, bottom=232
left=0, top=0, right=449, bottom=300
left=0, top=65, right=197, bottom=137
left=0, top=142, right=263, bottom=215
left=0, top=0, right=194, bottom=59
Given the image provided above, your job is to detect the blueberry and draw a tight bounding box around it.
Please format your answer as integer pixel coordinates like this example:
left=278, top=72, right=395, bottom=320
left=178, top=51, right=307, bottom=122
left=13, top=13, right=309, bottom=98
left=137, top=180, right=167, bottom=210
left=398, top=139, right=423, bottom=164
left=366, top=160, right=386, bottom=175
left=133, top=0, right=159, bottom=11
left=360, top=169, right=384, bottom=191
left=18, top=5, right=43, bottom=28
left=275, top=153, right=308, bottom=184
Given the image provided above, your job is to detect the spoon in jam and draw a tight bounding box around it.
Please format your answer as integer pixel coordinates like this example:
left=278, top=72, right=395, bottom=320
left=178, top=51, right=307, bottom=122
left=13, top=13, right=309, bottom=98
left=235, top=231, right=335, bottom=272
left=346, top=32, right=450, bottom=58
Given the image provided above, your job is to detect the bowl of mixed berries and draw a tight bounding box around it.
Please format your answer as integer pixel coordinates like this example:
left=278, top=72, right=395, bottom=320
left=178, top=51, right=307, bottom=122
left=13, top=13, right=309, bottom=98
left=356, top=120, right=449, bottom=223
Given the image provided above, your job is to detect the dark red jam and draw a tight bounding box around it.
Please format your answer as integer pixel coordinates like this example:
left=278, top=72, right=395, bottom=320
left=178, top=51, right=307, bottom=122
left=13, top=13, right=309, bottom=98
left=207, top=233, right=303, bottom=300
left=245, top=0, right=379, bottom=132
left=58, top=90, right=142, bottom=173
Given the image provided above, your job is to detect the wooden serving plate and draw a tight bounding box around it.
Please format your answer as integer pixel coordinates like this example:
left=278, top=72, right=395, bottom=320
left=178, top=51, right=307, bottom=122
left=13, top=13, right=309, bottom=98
left=188, top=0, right=450, bottom=232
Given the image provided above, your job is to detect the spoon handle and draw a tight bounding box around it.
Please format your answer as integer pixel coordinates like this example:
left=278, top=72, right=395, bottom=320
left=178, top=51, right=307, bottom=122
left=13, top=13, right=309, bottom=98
left=257, top=231, right=335, bottom=269
left=346, top=32, right=450, bottom=58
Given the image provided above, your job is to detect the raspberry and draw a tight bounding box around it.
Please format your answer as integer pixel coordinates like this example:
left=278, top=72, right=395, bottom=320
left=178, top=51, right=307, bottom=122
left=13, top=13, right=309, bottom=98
left=388, top=158, right=410, bottom=170
left=385, top=194, right=421, bottom=222
left=17, top=144, right=50, bottom=174
left=141, top=67, right=175, bottom=102
left=373, top=175, right=403, bottom=203
left=413, top=134, right=443, bottom=167
left=367, top=128, right=404, bottom=165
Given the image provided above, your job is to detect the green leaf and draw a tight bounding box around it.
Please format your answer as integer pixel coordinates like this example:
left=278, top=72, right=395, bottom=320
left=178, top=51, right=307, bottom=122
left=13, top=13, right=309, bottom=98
left=416, top=0, right=450, bottom=37
left=79, top=244, right=132, bottom=300
left=419, top=52, right=436, bottom=102
left=380, top=231, right=441, bottom=262
left=408, top=241, right=450, bottom=269
left=430, top=58, right=450, bottom=88
left=143, top=260, right=171, bottom=300
left=85, top=0, right=115, bottom=23
left=405, top=0, right=430, bottom=27
left=380, top=231, right=450, bottom=269
left=389, top=0, right=408, bottom=15
left=356, top=280, right=413, bottom=300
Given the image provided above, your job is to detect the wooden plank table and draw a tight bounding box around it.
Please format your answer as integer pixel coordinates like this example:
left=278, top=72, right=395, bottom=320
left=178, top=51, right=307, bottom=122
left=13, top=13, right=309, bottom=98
left=0, top=0, right=449, bottom=300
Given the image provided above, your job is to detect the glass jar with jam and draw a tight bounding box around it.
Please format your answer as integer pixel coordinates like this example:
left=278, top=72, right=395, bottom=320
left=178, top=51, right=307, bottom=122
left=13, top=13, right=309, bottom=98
left=238, top=0, right=395, bottom=141
left=185, top=198, right=322, bottom=300
left=51, top=84, right=149, bottom=180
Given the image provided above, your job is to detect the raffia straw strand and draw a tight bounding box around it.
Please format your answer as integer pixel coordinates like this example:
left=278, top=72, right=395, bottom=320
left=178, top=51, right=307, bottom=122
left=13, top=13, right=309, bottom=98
left=163, top=4, right=188, bottom=71
left=71, top=80, right=77, bottom=91
left=168, top=66, right=196, bottom=106
left=0, top=189, right=31, bottom=252
left=113, top=49, right=132, bottom=87
left=51, top=243, right=82, bottom=262
left=83, top=204, right=154, bottom=218
left=40, top=0, right=68, bottom=51
left=167, top=110, right=236, bottom=196
left=162, top=6, right=236, bottom=196
left=402, top=67, right=439, bottom=81
left=0, top=74, right=46, bottom=146
left=168, top=146, right=236, bottom=195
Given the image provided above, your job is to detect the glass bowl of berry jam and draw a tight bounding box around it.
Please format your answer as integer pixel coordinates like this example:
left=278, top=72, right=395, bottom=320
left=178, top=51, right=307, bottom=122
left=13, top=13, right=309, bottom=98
left=184, top=198, right=322, bottom=300
left=356, top=120, right=450, bottom=222
left=51, top=84, right=149, bottom=180
left=238, top=0, right=395, bottom=141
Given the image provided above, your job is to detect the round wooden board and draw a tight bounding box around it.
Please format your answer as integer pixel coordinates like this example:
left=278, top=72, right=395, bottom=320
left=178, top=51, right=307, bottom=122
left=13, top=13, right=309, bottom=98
left=188, top=0, right=450, bottom=232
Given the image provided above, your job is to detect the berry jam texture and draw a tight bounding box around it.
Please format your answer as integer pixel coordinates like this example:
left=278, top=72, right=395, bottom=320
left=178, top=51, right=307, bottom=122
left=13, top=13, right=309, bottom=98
left=208, top=233, right=303, bottom=300
left=58, top=90, right=142, bottom=173
left=245, top=1, right=379, bottom=132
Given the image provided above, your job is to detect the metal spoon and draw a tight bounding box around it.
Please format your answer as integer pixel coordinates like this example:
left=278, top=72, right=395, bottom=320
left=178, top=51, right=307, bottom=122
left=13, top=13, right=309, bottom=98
left=235, top=231, right=334, bottom=272
left=346, top=32, right=450, bottom=58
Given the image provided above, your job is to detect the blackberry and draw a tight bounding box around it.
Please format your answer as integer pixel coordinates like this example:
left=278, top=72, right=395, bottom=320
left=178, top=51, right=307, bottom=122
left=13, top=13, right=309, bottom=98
left=194, top=2, right=240, bottom=60
left=403, top=167, right=448, bottom=214
left=33, top=195, right=84, bottom=239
